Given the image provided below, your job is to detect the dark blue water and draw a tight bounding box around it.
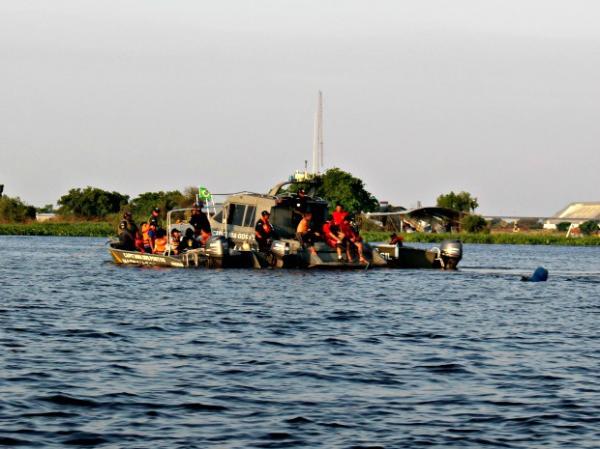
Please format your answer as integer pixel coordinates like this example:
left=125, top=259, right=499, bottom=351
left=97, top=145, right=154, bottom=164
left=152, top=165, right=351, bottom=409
left=1, top=236, right=599, bottom=448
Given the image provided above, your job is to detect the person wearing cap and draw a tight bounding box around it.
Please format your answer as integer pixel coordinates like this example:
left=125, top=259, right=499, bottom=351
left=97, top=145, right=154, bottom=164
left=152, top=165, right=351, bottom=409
left=189, top=202, right=211, bottom=246
left=255, top=210, right=278, bottom=253
left=119, top=211, right=138, bottom=251
left=117, top=220, right=136, bottom=251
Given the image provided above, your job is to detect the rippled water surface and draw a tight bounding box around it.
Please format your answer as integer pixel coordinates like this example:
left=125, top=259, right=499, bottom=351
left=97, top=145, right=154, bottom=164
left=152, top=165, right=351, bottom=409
left=1, top=236, right=600, bottom=448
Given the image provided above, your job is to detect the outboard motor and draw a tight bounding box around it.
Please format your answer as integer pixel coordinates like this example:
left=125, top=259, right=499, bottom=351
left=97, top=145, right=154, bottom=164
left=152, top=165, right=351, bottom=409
left=206, top=236, right=229, bottom=257
left=440, top=240, right=463, bottom=270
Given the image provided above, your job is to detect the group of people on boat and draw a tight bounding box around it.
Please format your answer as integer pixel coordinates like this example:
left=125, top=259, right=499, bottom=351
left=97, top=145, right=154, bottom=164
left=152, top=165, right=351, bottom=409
left=296, top=203, right=368, bottom=264
left=117, top=203, right=212, bottom=255
left=252, top=195, right=368, bottom=264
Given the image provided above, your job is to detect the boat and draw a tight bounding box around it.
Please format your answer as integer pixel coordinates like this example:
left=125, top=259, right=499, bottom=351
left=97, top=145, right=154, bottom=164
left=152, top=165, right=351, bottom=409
left=207, top=180, right=463, bottom=270
left=108, top=182, right=462, bottom=270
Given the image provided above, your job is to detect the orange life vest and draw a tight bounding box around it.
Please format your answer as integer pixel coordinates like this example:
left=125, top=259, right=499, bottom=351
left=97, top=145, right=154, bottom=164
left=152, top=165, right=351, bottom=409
left=141, top=223, right=152, bottom=247
left=153, top=236, right=167, bottom=254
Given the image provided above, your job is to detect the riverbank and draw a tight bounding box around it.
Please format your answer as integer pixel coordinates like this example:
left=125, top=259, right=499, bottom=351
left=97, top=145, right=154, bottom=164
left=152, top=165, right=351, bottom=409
left=0, top=222, right=113, bottom=237
left=1, top=223, right=599, bottom=245
left=362, top=231, right=600, bottom=246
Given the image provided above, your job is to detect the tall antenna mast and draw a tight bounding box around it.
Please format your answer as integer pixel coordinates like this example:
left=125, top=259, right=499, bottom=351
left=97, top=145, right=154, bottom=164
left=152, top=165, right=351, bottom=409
left=312, top=91, right=324, bottom=175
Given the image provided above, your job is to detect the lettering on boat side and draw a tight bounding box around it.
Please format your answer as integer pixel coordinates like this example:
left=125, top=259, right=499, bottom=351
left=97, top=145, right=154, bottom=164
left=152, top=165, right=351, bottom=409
left=212, top=230, right=252, bottom=240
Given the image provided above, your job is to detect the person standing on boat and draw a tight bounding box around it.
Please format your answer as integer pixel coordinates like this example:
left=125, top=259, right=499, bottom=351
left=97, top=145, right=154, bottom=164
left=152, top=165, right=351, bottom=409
left=189, top=202, right=211, bottom=246
left=117, top=212, right=135, bottom=250
left=332, top=203, right=349, bottom=226
left=255, top=210, right=278, bottom=253
left=117, top=220, right=136, bottom=251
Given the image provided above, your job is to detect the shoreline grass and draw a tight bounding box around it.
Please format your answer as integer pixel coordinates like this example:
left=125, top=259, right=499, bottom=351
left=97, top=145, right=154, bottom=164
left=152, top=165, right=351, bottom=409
left=362, top=231, right=600, bottom=246
left=0, top=222, right=114, bottom=237
left=1, top=223, right=599, bottom=246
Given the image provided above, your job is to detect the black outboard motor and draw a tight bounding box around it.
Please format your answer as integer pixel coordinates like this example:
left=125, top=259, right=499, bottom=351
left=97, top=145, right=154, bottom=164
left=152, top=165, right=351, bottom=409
left=440, top=240, right=463, bottom=270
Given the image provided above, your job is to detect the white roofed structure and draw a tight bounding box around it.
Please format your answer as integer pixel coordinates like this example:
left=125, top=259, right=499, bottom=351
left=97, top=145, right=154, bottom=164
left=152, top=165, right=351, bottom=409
left=544, top=202, right=600, bottom=229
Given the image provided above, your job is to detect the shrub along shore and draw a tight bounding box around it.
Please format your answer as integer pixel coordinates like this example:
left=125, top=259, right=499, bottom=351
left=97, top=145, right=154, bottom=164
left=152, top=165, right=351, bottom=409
left=0, top=222, right=599, bottom=245
left=362, top=231, right=600, bottom=246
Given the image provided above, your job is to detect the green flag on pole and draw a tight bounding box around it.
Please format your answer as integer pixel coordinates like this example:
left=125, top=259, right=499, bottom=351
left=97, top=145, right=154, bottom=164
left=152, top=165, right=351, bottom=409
left=198, top=187, right=212, bottom=201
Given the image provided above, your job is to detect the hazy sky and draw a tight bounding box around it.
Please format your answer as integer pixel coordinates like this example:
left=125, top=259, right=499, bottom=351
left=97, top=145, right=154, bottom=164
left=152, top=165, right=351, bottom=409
left=1, top=0, right=599, bottom=215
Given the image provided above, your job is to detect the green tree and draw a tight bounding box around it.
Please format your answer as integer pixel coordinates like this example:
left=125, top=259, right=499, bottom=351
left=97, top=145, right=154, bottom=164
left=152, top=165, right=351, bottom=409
left=129, top=190, right=185, bottom=221
left=57, top=187, right=129, bottom=218
left=436, top=191, right=479, bottom=213
left=36, top=204, right=55, bottom=213
left=579, top=220, right=599, bottom=236
left=461, top=214, right=488, bottom=233
left=0, top=196, right=37, bottom=223
left=556, top=222, right=571, bottom=232
left=310, top=168, right=379, bottom=213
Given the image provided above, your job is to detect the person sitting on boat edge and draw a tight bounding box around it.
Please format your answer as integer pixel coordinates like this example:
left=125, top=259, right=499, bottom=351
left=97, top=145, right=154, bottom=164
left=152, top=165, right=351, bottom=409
left=341, top=215, right=367, bottom=264
left=296, top=211, right=320, bottom=255
left=179, top=228, right=200, bottom=252
left=323, top=215, right=345, bottom=261
left=189, top=202, right=212, bottom=246
left=255, top=210, right=278, bottom=253
left=152, top=228, right=168, bottom=254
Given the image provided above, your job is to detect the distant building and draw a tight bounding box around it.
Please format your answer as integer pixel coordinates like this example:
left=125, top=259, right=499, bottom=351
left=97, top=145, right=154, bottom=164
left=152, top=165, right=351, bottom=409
left=36, top=213, right=56, bottom=222
left=543, top=202, right=600, bottom=230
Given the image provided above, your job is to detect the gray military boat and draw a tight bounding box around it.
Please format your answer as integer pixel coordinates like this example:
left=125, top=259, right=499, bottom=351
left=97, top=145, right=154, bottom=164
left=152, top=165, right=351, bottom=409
left=207, top=181, right=463, bottom=270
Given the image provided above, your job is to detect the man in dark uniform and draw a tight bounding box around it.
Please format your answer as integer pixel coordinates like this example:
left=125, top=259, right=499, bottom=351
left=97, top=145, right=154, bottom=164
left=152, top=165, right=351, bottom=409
left=117, top=220, right=136, bottom=251
left=179, top=228, right=200, bottom=252
left=189, top=202, right=211, bottom=245
left=255, top=210, right=278, bottom=253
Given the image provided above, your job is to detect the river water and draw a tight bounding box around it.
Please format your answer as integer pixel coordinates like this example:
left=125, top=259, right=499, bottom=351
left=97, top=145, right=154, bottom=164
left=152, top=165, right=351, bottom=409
left=1, top=236, right=599, bottom=448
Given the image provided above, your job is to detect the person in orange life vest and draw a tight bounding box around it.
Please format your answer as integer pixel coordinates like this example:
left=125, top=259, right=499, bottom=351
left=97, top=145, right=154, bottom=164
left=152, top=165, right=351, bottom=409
left=296, top=211, right=320, bottom=255
left=153, top=228, right=168, bottom=254
left=322, top=216, right=345, bottom=261
left=255, top=210, right=278, bottom=253
left=189, top=202, right=211, bottom=246
left=341, top=215, right=367, bottom=264
left=142, top=218, right=158, bottom=253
